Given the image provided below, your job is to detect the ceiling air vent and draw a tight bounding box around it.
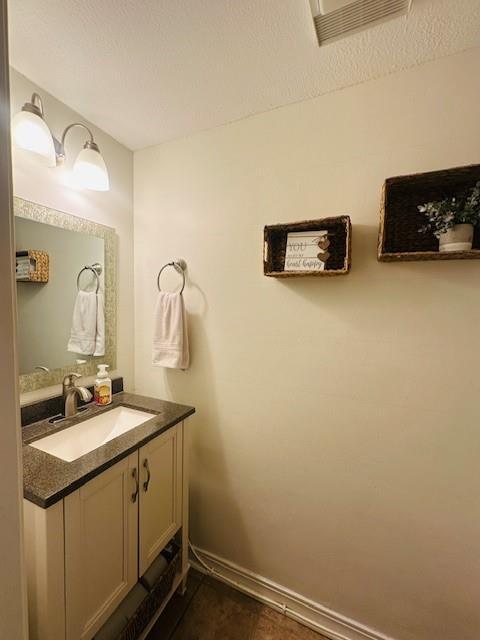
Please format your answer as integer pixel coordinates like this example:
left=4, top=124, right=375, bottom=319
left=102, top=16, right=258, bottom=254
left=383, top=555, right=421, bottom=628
left=311, top=0, right=412, bottom=46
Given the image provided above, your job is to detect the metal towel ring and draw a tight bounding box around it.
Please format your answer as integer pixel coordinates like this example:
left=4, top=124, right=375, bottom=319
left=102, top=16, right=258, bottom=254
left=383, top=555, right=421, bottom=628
left=77, top=264, right=102, bottom=294
left=157, top=259, right=187, bottom=294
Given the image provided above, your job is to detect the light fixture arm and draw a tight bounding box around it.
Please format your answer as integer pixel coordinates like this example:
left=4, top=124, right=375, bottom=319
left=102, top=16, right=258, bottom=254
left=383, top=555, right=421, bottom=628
left=22, top=92, right=46, bottom=119
left=60, top=122, right=94, bottom=148
left=56, top=122, right=99, bottom=163
left=31, top=93, right=45, bottom=114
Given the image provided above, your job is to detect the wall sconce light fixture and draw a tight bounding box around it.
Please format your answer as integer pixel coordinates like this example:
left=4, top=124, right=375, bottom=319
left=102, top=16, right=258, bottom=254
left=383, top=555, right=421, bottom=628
left=11, top=93, right=56, bottom=166
left=12, top=92, right=110, bottom=191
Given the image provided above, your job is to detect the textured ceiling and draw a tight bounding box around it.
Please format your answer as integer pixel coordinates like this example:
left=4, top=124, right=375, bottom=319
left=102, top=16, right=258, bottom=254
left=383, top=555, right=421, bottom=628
left=8, top=0, right=480, bottom=150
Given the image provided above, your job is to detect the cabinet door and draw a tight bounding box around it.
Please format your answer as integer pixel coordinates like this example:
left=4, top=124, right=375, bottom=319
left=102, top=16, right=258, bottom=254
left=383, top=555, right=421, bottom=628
left=139, top=425, right=182, bottom=575
left=64, top=453, right=139, bottom=640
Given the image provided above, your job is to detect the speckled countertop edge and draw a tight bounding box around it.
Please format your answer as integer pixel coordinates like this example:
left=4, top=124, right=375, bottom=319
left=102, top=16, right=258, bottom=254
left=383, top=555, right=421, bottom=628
left=22, top=392, right=195, bottom=509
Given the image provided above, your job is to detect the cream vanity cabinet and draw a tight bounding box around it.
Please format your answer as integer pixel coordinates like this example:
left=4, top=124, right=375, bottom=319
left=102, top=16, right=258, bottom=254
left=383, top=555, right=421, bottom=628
left=24, top=422, right=188, bottom=640
left=64, top=453, right=139, bottom=640
left=138, top=426, right=182, bottom=576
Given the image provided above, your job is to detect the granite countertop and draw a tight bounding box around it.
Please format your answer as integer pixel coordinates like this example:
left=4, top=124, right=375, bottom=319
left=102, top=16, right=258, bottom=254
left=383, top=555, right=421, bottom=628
left=23, top=392, right=195, bottom=509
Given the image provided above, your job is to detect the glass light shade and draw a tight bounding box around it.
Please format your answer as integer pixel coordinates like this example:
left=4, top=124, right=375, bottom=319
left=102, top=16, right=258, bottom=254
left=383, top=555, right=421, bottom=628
left=12, top=110, right=56, bottom=166
left=73, top=146, right=110, bottom=191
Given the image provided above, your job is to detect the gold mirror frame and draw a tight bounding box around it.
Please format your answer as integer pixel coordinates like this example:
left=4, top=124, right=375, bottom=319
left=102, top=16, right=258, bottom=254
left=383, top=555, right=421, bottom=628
left=14, top=197, right=117, bottom=393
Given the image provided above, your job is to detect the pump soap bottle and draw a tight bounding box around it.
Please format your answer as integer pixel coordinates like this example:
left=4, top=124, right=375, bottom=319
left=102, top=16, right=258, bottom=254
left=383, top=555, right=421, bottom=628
left=94, top=364, right=112, bottom=406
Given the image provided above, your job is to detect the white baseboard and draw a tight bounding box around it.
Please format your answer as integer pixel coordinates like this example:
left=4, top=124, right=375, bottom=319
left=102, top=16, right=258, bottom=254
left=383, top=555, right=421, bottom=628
left=190, top=545, right=396, bottom=640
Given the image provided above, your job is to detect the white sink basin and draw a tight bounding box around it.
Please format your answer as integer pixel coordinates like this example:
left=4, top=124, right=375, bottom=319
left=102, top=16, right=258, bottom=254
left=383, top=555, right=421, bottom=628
left=30, top=406, right=154, bottom=462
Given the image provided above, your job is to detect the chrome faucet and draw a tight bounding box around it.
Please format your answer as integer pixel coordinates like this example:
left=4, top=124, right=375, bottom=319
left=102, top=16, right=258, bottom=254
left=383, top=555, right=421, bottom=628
left=63, top=373, right=93, bottom=418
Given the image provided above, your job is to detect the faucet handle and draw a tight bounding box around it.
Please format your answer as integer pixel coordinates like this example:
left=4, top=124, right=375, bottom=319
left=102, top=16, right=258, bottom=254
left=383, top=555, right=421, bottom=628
left=63, top=372, right=82, bottom=394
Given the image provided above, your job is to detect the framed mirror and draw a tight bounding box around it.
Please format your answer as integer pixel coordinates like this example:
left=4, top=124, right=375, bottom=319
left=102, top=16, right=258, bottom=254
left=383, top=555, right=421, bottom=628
left=14, top=197, right=116, bottom=393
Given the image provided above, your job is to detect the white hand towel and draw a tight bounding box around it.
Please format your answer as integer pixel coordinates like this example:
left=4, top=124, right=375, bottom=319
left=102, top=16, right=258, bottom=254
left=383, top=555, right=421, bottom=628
left=94, top=292, right=105, bottom=357
left=67, top=291, right=105, bottom=356
left=152, top=292, right=189, bottom=369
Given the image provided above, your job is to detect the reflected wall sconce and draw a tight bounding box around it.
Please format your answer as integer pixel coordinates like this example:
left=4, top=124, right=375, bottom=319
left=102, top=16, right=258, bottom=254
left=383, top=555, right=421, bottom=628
left=12, top=92, right=110, bottom=191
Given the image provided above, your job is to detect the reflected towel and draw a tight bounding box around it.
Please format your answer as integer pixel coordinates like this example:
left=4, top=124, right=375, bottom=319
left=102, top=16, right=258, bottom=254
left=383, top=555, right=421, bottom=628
left=67, top=291, right=105, bottom=357
left=152, top=292, right=189, bottom=369
left=94, top=292, right=105, bottom=357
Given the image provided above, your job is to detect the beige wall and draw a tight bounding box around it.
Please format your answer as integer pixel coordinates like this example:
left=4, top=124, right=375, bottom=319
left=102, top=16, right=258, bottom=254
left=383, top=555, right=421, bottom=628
left=134, top=47, right=480, bottom=640
left=10, top=69, right=134, bottom=403
left=0, top=1, right=27, bottom=635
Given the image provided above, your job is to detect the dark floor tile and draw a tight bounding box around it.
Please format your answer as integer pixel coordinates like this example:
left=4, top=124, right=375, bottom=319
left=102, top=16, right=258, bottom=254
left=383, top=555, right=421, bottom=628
left=187, top=568, right=205, bottom=582
left=252, top=606, right=327, bottom=640
left=146, top=569, right=204, bottom=640
left=203, top=575, right=262, bottom=613
left=147, top=570, right=325, bottom=640
left=171, top=580, right=260, bottom=640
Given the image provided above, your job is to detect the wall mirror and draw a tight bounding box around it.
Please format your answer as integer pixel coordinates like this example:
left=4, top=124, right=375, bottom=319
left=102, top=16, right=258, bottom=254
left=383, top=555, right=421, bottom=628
left=14, top=197, right=116, bottom=393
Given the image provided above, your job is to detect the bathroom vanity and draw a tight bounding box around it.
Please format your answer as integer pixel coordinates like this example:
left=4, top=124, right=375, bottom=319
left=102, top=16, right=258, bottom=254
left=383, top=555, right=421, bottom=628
left=14, top=199, right=194, bottom=639
left=22, top=393, right=195, bottom=640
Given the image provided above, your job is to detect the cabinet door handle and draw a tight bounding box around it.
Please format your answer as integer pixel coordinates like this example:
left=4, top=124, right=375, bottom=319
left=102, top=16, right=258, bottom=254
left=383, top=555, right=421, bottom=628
left=143, top=458, right=151, bottom=492
left=131, top=468, right=139, bottom=503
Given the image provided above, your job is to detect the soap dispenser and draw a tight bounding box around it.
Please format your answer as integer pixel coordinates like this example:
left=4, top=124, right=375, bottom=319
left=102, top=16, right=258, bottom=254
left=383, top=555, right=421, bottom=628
left=94, top=364, right=112, bottom=406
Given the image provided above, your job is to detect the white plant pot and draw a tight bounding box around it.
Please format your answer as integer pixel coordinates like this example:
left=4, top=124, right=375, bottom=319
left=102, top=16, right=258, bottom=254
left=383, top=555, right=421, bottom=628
left=438, top=223, right=474, bottom=252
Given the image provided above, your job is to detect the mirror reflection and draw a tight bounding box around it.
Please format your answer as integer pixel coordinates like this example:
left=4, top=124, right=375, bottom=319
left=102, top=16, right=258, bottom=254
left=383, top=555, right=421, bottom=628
left=15, top=217, right=105, bottom=375
left=13, top=198, right=116, bottom=393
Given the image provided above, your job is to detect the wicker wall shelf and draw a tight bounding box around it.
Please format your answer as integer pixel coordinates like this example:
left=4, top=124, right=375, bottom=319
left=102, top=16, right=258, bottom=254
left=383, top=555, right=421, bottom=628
left=15, top=250, right=49, bottom=282
left=378, top=164, right=480, bottom=262
left=264, top=216, right=351, bottom=277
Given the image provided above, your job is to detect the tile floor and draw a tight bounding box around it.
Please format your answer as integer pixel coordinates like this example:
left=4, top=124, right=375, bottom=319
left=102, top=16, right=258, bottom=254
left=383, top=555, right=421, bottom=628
left=147, top=570, right=327, bottom=639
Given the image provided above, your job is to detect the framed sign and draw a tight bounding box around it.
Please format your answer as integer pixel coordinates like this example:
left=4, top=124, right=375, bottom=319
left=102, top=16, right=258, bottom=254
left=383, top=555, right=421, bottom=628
left=263, top=216, right=351, bottom=278
left=284, top=231, right=329, bottom=272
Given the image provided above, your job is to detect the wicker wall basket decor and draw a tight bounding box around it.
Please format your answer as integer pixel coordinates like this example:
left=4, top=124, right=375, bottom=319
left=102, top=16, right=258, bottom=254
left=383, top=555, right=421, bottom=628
left=264, top=216, right=351, bottom=277
left=16, top=250, right=50, bottom=283
left=378, top=164, right=480, bottom=262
